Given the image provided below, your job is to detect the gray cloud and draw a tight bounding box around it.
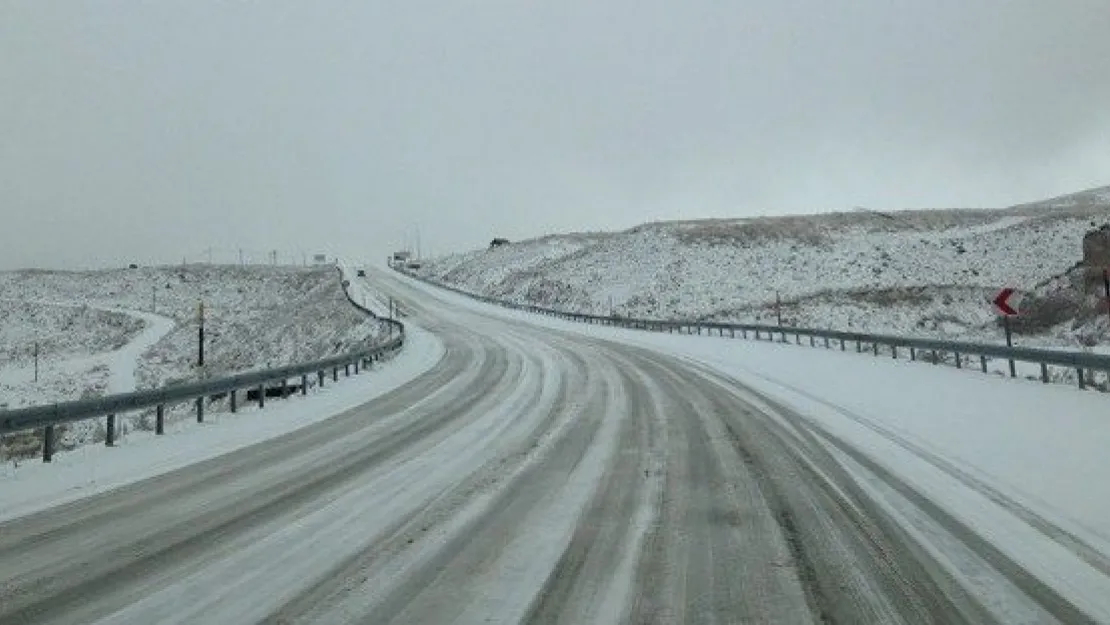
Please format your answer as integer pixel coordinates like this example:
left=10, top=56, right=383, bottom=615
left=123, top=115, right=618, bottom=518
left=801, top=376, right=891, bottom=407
left=2, top=0, right=1108, bottom=268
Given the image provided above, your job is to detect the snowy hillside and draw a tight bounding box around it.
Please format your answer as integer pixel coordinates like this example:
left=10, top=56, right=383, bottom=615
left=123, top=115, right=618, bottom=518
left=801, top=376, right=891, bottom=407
left=0, top=265, right=390, bottom=456
left=415, top=185, right=1110, bottom=348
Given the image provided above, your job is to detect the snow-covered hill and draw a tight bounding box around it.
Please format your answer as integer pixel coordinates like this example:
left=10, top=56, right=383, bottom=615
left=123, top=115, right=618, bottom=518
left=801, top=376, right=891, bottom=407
left=0, top=265, right=390, bottom=456
left=416, top=185, right=1110, bottom=349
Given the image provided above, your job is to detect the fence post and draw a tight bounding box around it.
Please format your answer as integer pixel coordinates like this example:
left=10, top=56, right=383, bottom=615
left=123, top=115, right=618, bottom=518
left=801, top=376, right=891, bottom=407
left=319, top=370, right=325, bottom=387
left=841, top=339, right=846, bottom=351
left=1078, top=368, right=1086, bottom=390
left=281, top=378, right=289, bottom=398
left=42, top=425, right=54, bottom=462
left=872, top=342, right=879, bottom=356
left=810, top=335, right=815, bottom=347
left=230, top=389, right=237, bottom=413
left=333, top=367, right=338, bottom=382
left=345, top=363, right=350, bottom=377
left=1040, top=363, right=1049, bottom=383
left=856, top=340, right=862, bottom=353
left=910, top=347, right=916, bottom=361
left=301, top=374, right=308, bottom=396
left=355, top=359, right=360, bottom=374
left=755, top=329, right=761, bottom=340
left=824, top=337, right=830, bottom=348
left=980, top=355, right=988, bottom=373
left=258, top=384, right=265, bottom=408
left=106, top=414, right=116, bottom=447
left=892, top=345, right=898, bottom=359
left=932, top=350, right=939, bottom=364
left=955, top=353, right=962, bottom=369
left=156, top=404, right=165, bottom=434
left=742, top=329, right=748, bottom=339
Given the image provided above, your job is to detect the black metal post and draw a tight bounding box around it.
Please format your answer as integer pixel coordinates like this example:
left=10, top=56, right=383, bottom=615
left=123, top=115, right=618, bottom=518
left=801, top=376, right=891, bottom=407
left=301, top=374, right=308, bottom=396
left=106, top=414, right=116, bottom=446
left=196, top=397, right=204, bottom=422
left=258, top=384, right=265, bottom=408
left=33, top=341, right=39, bottom=383
left=43, top=425, right=54, bottom=462
left=1041, top=363, right=1049, bottom=383
left=156, top=404, right=165, bottom=434
left=1004, top=315, right=1016, bottom=378
left=333, top=367, right=338, bottom=382
left=230, top=389, right=237, bottom=413
left=318, top=370, right=325, bottom=387
left=980, top=355, right=988, bottom=373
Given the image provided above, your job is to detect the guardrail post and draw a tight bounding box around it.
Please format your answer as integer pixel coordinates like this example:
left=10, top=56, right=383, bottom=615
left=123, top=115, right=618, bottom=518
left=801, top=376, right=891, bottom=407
left=318, top=371, right=325, bottom=387
left=795, top=333, right=801, bottom=345
left=333, top=367, right=338, bottom=382
left=281, top=378, right=289, bottom=398
left=955, top=353, right=962, bottom=369
left=106, top=414, right=116, bottom=447
left=355, top=359, right=360, bottom=374
left=301, top=374, right=308, bottom=396
left=196, top=397, right=204, bottom=422
left=932, top=350, right=939, bottom=365
left=980, top=355, right=988, bottom=373
left=697, top=325, right=702, bottom=335
left=872, top=342, right=879, bottom=356
left=742, top=329, right=748, bottom=339
left=43, top=425, right=54, bottom=462
left=230, top=390, right=237, bottom=413
left=856, top=340, right=862, bottom=353
left=892, top=345, right=898, bottom=359
left=910, top=347, right=916, bottom=361
left=754, top=329, right=761, bottom=340
left=1078, top=368, right=1086, bottom=389
left=156, top=405, right=165, bottom=434
left=824, top=336, right=829, bottom=348
left=841, top=339, right=846, bottom=351
left=1040, top=363, right=1049, bottom=383
left=344, top=363, right=350, bottom=377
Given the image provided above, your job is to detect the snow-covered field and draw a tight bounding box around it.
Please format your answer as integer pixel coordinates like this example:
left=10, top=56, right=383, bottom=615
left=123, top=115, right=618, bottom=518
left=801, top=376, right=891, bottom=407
left=417, top=185, right=1110, bottom=350
left=0, top=264, right=393, bottom=457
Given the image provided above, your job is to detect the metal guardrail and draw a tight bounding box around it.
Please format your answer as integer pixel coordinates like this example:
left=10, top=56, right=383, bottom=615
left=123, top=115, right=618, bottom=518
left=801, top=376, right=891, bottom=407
left=395, top=266, right=1110, bottom=392
left=1, top=268, right=405, bottom=462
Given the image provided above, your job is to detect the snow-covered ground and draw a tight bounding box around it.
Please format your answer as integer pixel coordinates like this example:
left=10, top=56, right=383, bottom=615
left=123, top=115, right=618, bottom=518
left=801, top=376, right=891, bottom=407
left=416, top=185, right=1110, bottom=350
left=0, top=264, right=393, bottom=456
left=0, top=323, right=444, bottom=522
left=396, top=269, right=1110, bottom=620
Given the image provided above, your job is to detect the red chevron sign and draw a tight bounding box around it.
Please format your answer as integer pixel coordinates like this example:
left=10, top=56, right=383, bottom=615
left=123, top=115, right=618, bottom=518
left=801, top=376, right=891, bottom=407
left=993, top=288, right=1021, bottom=316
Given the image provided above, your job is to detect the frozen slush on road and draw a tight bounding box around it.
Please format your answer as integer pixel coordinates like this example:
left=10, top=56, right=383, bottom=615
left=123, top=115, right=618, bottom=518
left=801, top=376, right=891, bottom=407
left=2, top=267, right=1109, bottom=624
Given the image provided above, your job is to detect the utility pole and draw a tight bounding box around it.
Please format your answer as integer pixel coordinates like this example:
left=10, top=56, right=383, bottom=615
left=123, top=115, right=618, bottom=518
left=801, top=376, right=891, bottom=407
left=197, top=301, right=206, bottom=369
left=33, top=342, right=39, bottom=383
left=776, top=292, right=783, bottom=327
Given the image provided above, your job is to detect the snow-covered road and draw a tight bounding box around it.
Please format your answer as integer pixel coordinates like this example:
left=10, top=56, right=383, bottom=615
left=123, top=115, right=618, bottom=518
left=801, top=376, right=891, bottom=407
left=1, top=268, right=1108, bottom=624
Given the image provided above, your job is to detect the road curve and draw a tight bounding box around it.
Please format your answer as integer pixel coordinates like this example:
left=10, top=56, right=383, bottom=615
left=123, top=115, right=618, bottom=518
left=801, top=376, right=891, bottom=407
left=0, top=270, right=1099, bottom=624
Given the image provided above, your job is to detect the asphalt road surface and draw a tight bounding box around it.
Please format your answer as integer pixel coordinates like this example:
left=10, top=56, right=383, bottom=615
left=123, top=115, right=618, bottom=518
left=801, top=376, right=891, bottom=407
left=0, top=270, right=1098, bottom=624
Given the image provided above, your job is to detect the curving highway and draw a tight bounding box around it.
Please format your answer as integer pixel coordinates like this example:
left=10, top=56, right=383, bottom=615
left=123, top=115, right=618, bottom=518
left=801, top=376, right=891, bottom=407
left=0, top=269, right=1100, bottom=624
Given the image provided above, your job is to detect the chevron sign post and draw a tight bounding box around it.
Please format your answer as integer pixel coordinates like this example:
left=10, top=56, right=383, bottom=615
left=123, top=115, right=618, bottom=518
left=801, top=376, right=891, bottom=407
left=993, top=287, right=1022, bottom=378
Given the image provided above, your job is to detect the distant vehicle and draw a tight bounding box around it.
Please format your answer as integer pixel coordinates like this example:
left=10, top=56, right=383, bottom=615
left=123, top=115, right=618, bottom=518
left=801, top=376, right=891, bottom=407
left=356, top=269, right=366, bottom=277
left=490, top=238, right=510, bottom=248
left=128, top=263, right=139, bottom=269
left=393, top=251, right=412, bottom=262
left=405, top=261, right=422, bottom=270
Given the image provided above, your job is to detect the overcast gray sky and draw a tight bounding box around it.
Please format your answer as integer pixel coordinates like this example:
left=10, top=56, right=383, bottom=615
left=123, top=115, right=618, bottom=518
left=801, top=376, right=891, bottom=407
left=2, top=1, right=1108, bottom=269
